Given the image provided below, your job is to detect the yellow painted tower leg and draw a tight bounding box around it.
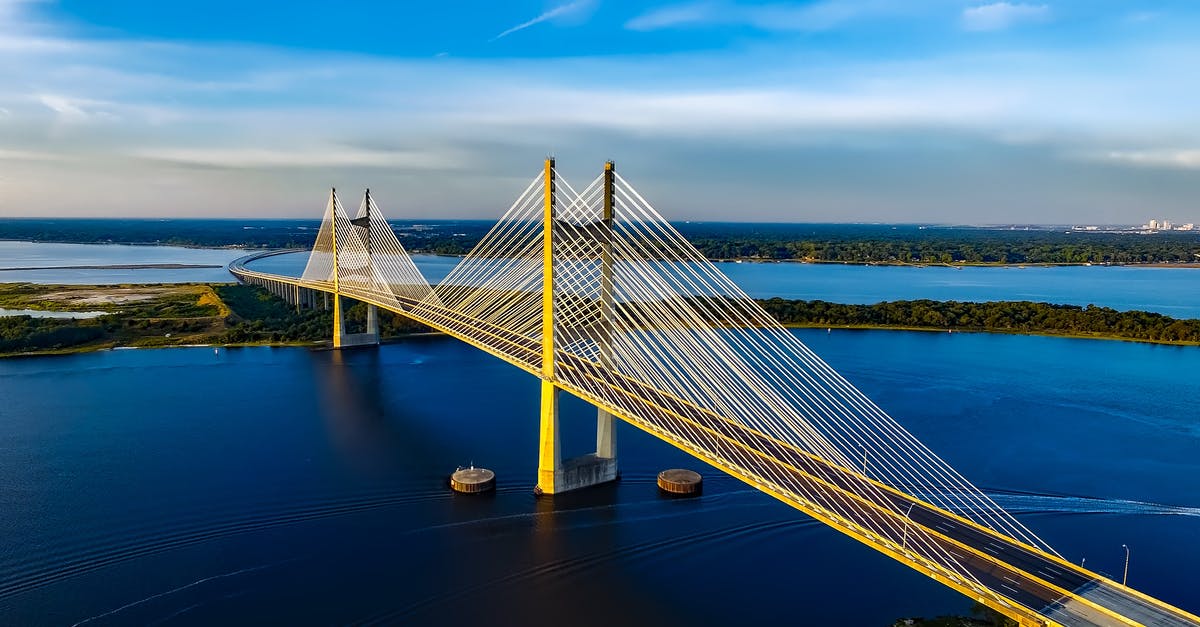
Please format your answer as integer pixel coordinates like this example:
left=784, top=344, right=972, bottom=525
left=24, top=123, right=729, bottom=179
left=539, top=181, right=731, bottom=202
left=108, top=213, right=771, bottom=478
left=536, top=379, right=561, bottom=494
left=329, top=187, right=344, bottom=349
left=535, top=158, right=559, bottom=494
left=332, top=292, right=344, bottom=348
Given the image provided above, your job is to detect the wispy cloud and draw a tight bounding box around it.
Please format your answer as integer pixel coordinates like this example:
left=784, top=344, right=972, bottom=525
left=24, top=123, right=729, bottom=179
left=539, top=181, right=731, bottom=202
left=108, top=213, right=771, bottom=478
left=2, top=0, right=1200, bottom=221
left=38, top=94, right=111, bottom=121
left=0, top=148, right=63, bottom=162
left=491, top=0, right=593, bottom=42
left=133, top=144, right=466, bottom=170
left=962, top=2, right=1050, bottom=32
left=626, top=0, right=907, bottom=32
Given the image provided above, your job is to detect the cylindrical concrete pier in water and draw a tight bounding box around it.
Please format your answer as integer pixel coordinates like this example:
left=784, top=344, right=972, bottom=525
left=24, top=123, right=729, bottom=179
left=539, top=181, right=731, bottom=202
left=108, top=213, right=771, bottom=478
left=450, top=467, right=496, bottom=494
left=657, top=469, right=702, bottom=496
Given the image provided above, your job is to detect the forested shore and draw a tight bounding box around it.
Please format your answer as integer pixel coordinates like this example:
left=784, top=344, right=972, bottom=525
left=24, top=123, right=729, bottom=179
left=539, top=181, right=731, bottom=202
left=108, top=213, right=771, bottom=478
left=758, top=298, right=1200, bottom=344
left=4, top=282, right=1200, bottom=356
left=4, top=220, right=1200, bottom=265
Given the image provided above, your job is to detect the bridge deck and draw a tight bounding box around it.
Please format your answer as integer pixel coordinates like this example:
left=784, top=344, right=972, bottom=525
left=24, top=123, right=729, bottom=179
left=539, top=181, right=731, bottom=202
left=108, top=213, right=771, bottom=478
left=228, top=256, right=1198, bottom=627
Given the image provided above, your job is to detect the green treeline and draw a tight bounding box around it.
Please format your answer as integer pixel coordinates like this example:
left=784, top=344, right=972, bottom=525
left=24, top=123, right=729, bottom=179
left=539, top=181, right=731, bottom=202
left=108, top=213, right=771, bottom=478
left=685, top=228, right=1200, bottom=264
left=758, top=298, right=1200, bottom=343
left=214, top=284, right=332, bottom=343
left=0, top=317, right=105, bottom=353
left=214, top=285, right=430, bottom=344
left=6, top=284, right=1198, bottom=355
left=5, top=219, right=1200, bottom=265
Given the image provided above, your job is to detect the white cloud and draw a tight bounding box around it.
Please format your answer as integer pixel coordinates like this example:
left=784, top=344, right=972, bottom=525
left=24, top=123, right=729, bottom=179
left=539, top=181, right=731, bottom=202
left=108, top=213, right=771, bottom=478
left=0, top=148, right=62, bottom=161
left=626, top=2, right=722, bottom=30
left=962, top=3, right=1050, bottom=32
left=491, top=0, right=594, bottom=41
left=134, top=146, right=465, bottom=170
left=626, top=0, right=912, bottom=32
left=38, top=94, right=89, bottom=118
left=2, top=0, right=1200, bottom=220
left=1099, top=149, right=1200, bottom=170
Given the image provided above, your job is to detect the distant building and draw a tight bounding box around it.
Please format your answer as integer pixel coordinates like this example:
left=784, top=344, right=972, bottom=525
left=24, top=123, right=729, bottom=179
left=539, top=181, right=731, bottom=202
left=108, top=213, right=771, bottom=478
left=1148, top=219, right=1159, bottom=230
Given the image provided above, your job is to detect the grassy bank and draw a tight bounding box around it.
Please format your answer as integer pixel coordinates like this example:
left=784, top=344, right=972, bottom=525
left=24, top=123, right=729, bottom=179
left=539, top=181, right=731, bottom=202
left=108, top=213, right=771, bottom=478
left=0, top=283, right=426, bottom=357
left=4, top=283, right=1198, bottom=357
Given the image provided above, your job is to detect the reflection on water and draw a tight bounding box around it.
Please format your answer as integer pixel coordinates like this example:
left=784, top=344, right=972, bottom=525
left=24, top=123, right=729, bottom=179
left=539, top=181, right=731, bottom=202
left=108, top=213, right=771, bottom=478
left=0, top=332, right=1197, bottom=625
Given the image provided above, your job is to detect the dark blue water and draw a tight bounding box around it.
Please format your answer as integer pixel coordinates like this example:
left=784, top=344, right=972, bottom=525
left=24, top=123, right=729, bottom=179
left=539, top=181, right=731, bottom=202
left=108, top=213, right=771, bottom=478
left=1, top=332, right=1197, bottom=625
left=249, top=252, right=1200, bottom=318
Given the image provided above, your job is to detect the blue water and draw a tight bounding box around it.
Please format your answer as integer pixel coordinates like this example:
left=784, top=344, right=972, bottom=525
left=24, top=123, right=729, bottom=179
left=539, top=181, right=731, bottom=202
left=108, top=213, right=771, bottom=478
left=249, top=251, right=1200, bottom=318
left=0, top=241, right=253, bottom=284
left=0, top=332, right=1197, bottom=625
left=721, top=263, right=1200, bottom=318
left=4, top=241, right=1200, bottom=317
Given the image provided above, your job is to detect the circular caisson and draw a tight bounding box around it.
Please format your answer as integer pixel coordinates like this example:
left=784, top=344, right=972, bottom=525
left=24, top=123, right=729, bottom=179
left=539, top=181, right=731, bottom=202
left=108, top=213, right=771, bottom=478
left=450, top=467, right=496, bottom=494
left=657, top=468, right=702, bottom=496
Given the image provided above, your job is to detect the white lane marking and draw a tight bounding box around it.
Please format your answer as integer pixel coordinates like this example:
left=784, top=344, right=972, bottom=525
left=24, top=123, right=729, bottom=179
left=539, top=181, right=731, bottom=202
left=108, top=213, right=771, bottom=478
left=1001, top=583, right=1023, bottom=595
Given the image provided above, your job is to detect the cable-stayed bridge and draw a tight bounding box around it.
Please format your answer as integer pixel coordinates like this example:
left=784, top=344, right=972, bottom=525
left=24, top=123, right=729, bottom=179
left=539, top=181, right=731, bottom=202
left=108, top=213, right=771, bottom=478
left=230, top=160, right=1198, bottom=627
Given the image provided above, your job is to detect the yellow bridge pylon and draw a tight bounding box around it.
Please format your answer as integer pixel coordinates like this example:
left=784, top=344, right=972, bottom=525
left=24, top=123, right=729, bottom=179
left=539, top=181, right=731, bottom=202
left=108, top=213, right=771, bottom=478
left=228, top=161, right=1200, bottom=627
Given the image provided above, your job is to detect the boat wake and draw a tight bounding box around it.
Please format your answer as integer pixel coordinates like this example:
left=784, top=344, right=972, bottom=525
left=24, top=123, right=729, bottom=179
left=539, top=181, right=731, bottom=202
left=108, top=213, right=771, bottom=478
left=978, top=489, right=1200, bottom=517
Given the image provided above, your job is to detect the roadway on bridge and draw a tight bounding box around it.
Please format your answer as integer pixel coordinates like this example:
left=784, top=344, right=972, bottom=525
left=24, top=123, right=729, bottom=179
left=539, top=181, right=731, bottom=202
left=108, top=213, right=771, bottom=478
left=389, top=289, right=1195, bottom=627
left=229, top=256, right=1198, bottom=627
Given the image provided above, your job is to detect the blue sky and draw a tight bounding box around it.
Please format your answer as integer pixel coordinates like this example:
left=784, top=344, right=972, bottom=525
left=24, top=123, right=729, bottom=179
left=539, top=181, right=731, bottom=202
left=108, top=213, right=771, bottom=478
left=1, top=0, right=1199, bottom=223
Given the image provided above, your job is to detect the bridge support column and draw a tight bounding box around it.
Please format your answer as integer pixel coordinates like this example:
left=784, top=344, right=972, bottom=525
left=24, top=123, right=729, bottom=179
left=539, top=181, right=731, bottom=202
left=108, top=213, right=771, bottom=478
left=332, top=292, right=345, bottom=348
left=366, top=304, right=379, bottom=338
left=534, top=158, right=618, bottom=495
left=595, top=160, right=618, bottom=468
left=536, top=380, right=562, bottom=493
left=330, top=297, right=380, bottom=349
left=535, top=381, right=618, bottom=495
left=596, top=410, right=616, bottom=459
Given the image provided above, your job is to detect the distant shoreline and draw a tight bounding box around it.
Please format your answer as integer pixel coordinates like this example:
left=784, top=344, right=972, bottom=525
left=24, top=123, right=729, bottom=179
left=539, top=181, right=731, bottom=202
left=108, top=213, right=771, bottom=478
left=0, top=263, right=223, bottom=271
left=783, top=323, right=1200, bottom=347
left=713, top=258, right=1200, bottom=269
left=4, top=237, right=1200, bottom=268
left=4, top=282, right=1199, bottom=358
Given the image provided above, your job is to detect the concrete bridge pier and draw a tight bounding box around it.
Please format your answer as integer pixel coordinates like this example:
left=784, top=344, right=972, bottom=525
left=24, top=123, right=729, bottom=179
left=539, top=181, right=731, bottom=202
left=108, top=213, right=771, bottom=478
left=366, top=303, right=379, bottom=337
left=535, top=383, right=619, bottom=496
left=331, top=296, right=381, bottom=349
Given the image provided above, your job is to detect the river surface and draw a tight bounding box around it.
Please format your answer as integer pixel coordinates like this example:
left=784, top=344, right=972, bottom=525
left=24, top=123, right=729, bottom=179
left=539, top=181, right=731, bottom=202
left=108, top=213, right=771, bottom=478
left=2, top=242, right=1200, bottom=316
left=0, top=241, right=252, bottom=285
left=0, top=331, right=1197, bottom=625
left=250, top=250, right=1200, bottom=318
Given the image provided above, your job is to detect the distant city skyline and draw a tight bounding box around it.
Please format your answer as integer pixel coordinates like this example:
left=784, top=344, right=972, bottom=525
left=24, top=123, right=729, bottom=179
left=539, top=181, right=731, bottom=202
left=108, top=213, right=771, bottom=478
left=2, top=0, right=1200, bottom=222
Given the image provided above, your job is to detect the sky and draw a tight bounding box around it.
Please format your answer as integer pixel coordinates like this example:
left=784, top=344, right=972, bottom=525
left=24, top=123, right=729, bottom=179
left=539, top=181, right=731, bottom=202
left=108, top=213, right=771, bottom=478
left=1, top=0, right=1199, bottom=223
